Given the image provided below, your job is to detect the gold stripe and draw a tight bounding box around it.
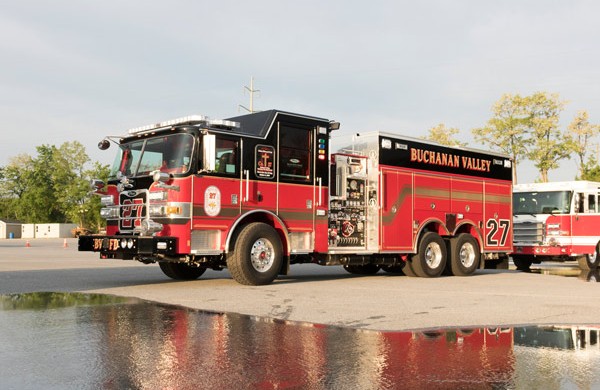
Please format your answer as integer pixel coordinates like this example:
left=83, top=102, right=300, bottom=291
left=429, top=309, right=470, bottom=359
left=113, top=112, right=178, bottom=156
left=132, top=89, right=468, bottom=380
left=452, top=191, right=483, bottom=201
left=415, top=187, right=449, bottom=198
left=278, top=210, right=314, bottom=221
left=194, top=206, right=240, bottom=218
left=486, top=194, right=512, bottom=204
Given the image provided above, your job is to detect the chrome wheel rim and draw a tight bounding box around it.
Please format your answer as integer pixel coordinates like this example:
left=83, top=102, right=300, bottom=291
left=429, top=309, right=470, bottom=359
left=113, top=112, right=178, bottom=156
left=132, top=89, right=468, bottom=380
left=424, top=242, right=443, bottom=269
left=459, top=242, right=476, bottom=268
left=589, top=250, right=598, bottom=265
left=250, top=238, right=275, bottom=272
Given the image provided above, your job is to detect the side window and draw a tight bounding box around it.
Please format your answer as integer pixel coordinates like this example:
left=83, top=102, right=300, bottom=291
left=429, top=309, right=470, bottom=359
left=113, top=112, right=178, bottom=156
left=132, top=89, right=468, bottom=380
left=576, top=193, right=585, bottom=213
left=214, top=138, right=238, bottom=175
left=588, top=194, right=597, bottom=213
left=279, top=124, right=311, bottom=182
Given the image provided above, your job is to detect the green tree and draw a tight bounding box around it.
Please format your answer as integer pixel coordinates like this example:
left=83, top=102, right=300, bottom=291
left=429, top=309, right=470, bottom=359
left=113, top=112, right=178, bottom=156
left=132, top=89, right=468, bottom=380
left=472, top=94, right=530, bottom=183
left=0, top=154, right=33, bottom=220
left=580, top=156, right=600, bottom=181
left=525, top=92, right=569, bottom=183
left=81, top=161, right=111, bottom=232
left=52, top=141, right=91, bottom=224
left=564, top=110, right=600, bottom=178
left=0, top=141, right=108, bottom=230
left=423, top=123, right=466, bottom=147
left=7, top=146, right=63, bottom=223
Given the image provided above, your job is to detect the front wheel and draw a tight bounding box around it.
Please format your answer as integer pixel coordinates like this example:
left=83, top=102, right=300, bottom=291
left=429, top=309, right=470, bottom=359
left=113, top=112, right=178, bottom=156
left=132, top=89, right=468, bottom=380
left=411, top=232, right=447, bottom=278
left=447, top=234, right=480, bottom=276
left=227, top=222, right=283, bottom=286
left=159, top=262, right=206, bottom=280
left=577, top=244, right=600, bottom=270
left=512, top=255, right=533, bottom=271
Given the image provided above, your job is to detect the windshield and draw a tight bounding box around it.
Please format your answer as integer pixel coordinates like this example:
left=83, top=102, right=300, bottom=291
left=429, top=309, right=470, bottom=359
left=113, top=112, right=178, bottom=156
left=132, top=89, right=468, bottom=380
left=109, top=133, right=195, bottom=179
left=513, top=190, right=572, bottom=215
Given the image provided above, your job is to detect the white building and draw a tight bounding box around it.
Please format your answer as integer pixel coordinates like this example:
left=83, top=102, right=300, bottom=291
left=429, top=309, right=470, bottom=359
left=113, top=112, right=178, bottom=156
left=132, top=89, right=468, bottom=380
left=0, top=220, right=22, bottom=239
left=34, top=223, right=77, bottom=238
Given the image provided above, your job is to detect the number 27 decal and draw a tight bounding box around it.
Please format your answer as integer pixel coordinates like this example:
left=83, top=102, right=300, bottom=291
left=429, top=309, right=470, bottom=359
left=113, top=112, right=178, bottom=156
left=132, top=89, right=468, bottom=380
left=486, top=219, right=511, bottom=246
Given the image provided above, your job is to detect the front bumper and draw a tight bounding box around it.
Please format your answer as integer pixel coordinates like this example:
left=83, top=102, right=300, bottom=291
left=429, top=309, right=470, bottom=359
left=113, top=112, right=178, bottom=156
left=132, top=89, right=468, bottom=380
left=512, top=244, right=570, bottom=257
left=78, top=235, right=177, bottom=259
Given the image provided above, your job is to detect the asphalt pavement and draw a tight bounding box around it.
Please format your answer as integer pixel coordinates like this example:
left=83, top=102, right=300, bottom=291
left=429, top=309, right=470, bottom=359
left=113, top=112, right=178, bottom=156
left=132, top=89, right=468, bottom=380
left=1, top=238, right=599, bottom=331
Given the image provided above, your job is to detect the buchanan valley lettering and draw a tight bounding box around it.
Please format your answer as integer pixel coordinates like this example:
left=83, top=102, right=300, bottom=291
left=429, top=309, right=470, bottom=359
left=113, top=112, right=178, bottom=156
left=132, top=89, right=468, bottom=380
left=410, top=148, right=491, bottom=172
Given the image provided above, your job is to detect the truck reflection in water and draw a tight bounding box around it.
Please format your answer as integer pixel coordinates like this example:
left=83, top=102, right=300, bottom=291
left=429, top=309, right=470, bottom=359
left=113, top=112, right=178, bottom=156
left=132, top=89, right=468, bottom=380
left=525, top=267, right=600, bottom=282
left=1, top=292, right=600, bottom=389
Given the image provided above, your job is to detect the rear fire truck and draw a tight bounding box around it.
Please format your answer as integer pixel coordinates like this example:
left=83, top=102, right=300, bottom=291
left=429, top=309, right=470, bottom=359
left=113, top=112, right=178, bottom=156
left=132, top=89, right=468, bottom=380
left=512, top=181, right=600, bottom=271
left=79, top=110, right=513, bottom=285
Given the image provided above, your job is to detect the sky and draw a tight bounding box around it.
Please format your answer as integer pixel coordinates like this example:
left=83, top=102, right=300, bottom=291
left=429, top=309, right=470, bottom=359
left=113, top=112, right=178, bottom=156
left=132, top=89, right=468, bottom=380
left=2, top=0, right=600, bottom=183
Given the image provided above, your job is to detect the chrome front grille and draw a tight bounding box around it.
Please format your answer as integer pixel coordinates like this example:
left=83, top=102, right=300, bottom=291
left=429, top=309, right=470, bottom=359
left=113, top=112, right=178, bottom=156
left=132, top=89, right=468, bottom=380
left=118, top=189, right=148, bottom=231
left=513, top=221, right=544, bottom=243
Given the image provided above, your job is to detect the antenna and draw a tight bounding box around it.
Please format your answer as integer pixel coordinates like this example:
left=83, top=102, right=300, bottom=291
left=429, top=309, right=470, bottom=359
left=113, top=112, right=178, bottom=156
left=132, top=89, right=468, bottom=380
left=238, top=76, right=260, bottom=113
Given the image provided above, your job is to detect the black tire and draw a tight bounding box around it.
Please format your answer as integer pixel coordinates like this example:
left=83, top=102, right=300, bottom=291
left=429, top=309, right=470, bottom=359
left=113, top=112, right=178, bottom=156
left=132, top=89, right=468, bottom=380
left=577, top=244, right=600, bottom=270
left=159, top=262, right=206, bottom=280
left=402, top=259, right=418, bottom=277
left=484, top=257, right=509, bottom=270
left=586, top=270, right=600, bottom=282
left=447, top=234, right=480, bottom=276
left=512, top=255, right=533, bottom=271
left=227, top=222, right=283, bottom=286
left=411, top=232, right=447, bottom=278
left=343, top=264, right=381, bottom=275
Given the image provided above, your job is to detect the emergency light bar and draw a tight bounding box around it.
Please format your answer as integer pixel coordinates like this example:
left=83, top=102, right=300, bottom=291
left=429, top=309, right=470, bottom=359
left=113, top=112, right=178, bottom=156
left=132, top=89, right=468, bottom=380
left=127, top=115, right=240, bottom=135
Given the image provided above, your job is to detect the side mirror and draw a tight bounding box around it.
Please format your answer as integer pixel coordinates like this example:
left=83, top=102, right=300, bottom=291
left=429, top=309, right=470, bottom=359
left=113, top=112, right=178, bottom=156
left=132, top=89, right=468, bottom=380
left=150, top=170, right=180, bottom=191
left=202, top=134, right=216, bottom=172
left=152, top=171, right=170, bottom=184
left=98, top=139, right=110, bottom=150
left=90, top=179, right=105, bottom=191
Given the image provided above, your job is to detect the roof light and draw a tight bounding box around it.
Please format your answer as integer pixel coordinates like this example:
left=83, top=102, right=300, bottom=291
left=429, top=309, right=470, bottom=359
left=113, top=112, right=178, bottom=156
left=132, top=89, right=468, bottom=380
left=208, top=119, right=240, bottom=129
left=127, top=115, right=240, bottom=135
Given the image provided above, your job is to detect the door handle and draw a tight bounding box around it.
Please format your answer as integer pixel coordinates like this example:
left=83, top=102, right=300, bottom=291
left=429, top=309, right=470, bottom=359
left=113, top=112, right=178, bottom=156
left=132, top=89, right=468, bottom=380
left=243, top=170, right=249, bottom=202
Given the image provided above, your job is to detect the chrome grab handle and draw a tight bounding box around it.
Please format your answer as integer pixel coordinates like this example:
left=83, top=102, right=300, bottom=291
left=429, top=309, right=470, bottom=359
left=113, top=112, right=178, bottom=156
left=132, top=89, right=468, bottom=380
left=243, top=170, right=249, bottom=202
left=317, top=177, right=322, bottom=206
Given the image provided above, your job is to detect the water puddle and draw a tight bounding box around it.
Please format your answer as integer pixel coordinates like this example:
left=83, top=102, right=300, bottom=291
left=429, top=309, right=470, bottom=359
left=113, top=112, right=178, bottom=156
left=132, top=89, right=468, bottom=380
left=1, top=292, right=600, bottom=389
left=524, top=267, right=599, bottom=282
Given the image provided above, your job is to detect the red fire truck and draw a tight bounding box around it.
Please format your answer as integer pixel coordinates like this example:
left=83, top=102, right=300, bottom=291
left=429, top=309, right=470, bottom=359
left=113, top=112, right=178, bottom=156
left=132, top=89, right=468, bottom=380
left=79, top=110, right=513, bottom=285
left=512, top=181, right=600, bottom=271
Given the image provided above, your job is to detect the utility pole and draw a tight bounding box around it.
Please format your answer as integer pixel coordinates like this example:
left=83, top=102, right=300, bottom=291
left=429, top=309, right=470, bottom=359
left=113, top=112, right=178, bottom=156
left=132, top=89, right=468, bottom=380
left=238, top=76, right=260, bottom=113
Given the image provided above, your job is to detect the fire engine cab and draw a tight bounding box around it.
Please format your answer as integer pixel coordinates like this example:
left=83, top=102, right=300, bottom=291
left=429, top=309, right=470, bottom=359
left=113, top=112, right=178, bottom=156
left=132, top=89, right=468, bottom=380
left=79, top=110, right=513, bottom=285
left=512, top=181, right=600, bottom=271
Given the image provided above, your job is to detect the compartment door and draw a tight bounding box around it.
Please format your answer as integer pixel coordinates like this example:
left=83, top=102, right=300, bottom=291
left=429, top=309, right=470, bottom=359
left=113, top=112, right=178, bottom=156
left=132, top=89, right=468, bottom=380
left=380, top=169, right=414, bottom=251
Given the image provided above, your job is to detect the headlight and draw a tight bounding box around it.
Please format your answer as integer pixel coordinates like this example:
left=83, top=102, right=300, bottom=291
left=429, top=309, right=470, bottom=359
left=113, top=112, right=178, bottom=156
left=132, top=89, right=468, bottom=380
left=148, top=191, right=168, bottom=201
left=141, top=220, right=163, bottom=235
left=100, top=206, right=119, bottom=219
left=100, top=195, right=114, bottom=206
left=149, top=205, right=166, bottom=217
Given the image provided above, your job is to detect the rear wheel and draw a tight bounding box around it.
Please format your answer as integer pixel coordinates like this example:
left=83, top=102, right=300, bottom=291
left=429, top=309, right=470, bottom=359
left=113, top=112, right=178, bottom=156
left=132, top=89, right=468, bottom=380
left=227, top=222, right=283, bottom=286
left=343, top=264, right=381, bottom=275
left=411, top=232, right=447, bottom=278
left=512, top=255, right=533, bottom=271
left=402, top=259, right=418, bottom=277
left=447, top=234, right=480, bottom=276
left=159, top=262, right=206, bottom=280
left=577, top=244, right=600, bottom=270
